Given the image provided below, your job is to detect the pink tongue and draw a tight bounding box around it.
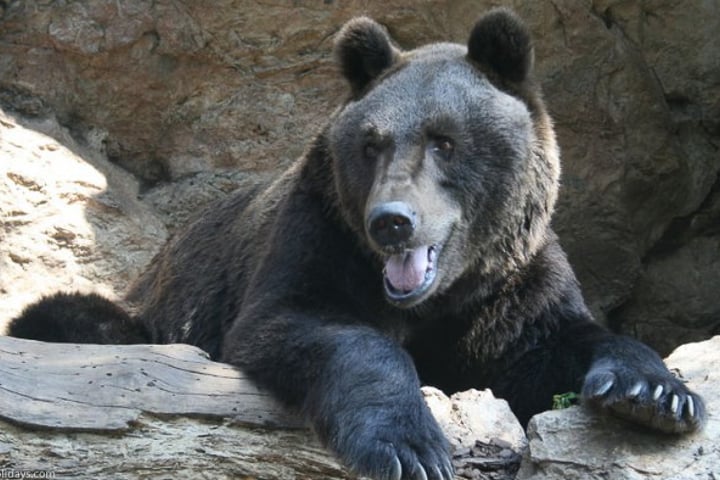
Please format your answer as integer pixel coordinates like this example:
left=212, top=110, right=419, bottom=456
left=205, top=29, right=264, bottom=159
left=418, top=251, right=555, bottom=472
left=385, top=247, right=429, bottom=292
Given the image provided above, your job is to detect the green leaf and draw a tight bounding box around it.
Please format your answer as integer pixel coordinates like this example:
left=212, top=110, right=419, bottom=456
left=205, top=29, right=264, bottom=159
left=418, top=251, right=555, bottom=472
left=552, top=392, right=579, bottom=410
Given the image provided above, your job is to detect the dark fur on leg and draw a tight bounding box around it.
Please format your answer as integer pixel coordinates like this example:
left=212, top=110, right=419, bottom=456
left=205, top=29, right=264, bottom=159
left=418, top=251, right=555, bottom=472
left=7, top=292, right=149, bottom=344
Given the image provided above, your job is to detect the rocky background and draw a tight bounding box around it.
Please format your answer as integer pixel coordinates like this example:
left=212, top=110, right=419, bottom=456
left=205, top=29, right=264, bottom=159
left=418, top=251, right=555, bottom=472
left=0, top=0, right=718, bottom=355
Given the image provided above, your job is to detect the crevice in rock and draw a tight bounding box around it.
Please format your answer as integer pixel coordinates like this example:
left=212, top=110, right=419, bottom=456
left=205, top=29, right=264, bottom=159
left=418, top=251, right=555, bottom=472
left=107, top=151, right=170, bottom=192
left=52, top=111, right=167, bottom=190
left=59, top=111, right=94, bottom=147
left=0, top=85, right=50, bottom=118
left=599, top=8, right=614, bottom=30
left=589, top=3, right=615, bottom=30
left=665, top=92, right=692, bottom=113
left=548, top=1, right=570, bottom=48
left=643, top=172, right=720, bottom=260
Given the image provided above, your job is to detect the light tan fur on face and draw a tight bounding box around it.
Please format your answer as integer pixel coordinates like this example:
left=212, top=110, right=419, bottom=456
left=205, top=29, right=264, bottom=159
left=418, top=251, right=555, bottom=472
left=364, top=144, right=461, bottom=255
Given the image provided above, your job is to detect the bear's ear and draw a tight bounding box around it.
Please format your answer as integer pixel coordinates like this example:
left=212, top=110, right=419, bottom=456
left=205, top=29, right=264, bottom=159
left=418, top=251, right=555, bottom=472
left=334, top=17, right=400, bottom=95
left=467, top=8, right=533, bottom=83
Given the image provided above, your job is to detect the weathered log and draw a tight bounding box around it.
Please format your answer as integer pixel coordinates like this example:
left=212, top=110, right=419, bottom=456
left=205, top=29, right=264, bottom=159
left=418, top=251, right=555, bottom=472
left=0, top=336, right=526, bottom=479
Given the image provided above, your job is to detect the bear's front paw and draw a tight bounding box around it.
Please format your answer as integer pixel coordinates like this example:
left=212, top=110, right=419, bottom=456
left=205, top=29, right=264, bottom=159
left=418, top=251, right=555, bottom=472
left=582, top=359, right=706, bottom=433
left=326, top=401, right=454, bottom=480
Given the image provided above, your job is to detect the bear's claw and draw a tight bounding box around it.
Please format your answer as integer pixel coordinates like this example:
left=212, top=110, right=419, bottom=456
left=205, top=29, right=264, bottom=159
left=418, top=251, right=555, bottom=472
left=350, top=444, right=452, bottom=480
left=582, top=361, right=706, bottom=433
left=335, top=416, right=454, bottom=480
left=628, top=382, right=643, bottom=398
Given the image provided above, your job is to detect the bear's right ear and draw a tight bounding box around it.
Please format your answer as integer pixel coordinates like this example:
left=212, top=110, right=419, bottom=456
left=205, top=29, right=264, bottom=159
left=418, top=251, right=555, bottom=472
left=334, top=17, right=400, bottom=95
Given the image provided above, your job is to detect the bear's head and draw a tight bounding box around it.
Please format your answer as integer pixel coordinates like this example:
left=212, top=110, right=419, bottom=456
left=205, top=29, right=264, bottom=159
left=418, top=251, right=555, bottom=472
left=329, top=8, right=560, bottom=308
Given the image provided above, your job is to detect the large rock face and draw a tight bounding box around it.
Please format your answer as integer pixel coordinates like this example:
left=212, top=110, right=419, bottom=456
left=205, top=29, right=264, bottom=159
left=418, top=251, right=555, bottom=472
left=0, top=1, right=718, bottom=353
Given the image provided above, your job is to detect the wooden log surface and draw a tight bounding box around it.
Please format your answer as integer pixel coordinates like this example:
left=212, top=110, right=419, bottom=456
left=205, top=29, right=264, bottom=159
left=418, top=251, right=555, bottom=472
left=0, top=336, right=297, bottom=431
left=0, top=336, right=526, bottom=480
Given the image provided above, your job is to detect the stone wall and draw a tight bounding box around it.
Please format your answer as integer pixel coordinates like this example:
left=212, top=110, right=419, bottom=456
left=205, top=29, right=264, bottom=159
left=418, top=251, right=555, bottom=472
left=1, top=0, right=718, bottom=353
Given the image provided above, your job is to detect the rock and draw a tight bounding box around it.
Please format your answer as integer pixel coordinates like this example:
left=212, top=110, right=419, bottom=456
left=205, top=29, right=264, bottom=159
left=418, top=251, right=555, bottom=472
left=609, top=180, right=720, bottom=356
left=425, top=388, right=527, bottom=480
left=610, top=234, right=720, bottom=356
left=425, top=388, right=527, bottom=453
left=517, top=336, right=720, bottom=480
left=532, top=0, right=720, bottom=333
left=0, top=0, right=718, bottom=364
left=0, top=108, right=166, bottom=325
left=139, top=169, right=275, bottom=232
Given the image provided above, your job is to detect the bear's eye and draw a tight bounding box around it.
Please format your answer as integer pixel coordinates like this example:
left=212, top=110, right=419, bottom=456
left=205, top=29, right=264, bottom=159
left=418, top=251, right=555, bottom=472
left=364, top=143, right=382, bottom=160
left=429, top=136, right=454, bottom=161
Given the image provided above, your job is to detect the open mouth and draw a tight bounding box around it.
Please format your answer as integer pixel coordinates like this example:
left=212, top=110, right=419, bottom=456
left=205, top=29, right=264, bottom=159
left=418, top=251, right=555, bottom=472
left=382, top=244, right=440, bottom=307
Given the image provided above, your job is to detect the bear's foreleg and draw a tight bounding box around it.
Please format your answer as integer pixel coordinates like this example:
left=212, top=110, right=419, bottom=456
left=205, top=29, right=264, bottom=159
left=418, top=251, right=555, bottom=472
left=488, top=317, right=705, bottom=433
left=223, top=316, right=454, bottom=480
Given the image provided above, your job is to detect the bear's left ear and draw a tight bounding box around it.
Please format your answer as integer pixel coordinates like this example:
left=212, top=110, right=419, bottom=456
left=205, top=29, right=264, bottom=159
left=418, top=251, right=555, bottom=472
left=334, top=17, right=400, bottom=95
left=467, top=8, right=533, bottom=83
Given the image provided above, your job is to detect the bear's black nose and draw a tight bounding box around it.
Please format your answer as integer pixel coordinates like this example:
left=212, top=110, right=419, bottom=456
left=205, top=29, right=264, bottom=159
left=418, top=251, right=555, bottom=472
left=367, top=201, right=416, bottom=247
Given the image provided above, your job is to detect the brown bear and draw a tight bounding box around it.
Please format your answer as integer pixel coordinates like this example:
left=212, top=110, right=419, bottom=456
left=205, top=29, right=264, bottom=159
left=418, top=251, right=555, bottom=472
left=9, top=8, right=705, bottom=480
